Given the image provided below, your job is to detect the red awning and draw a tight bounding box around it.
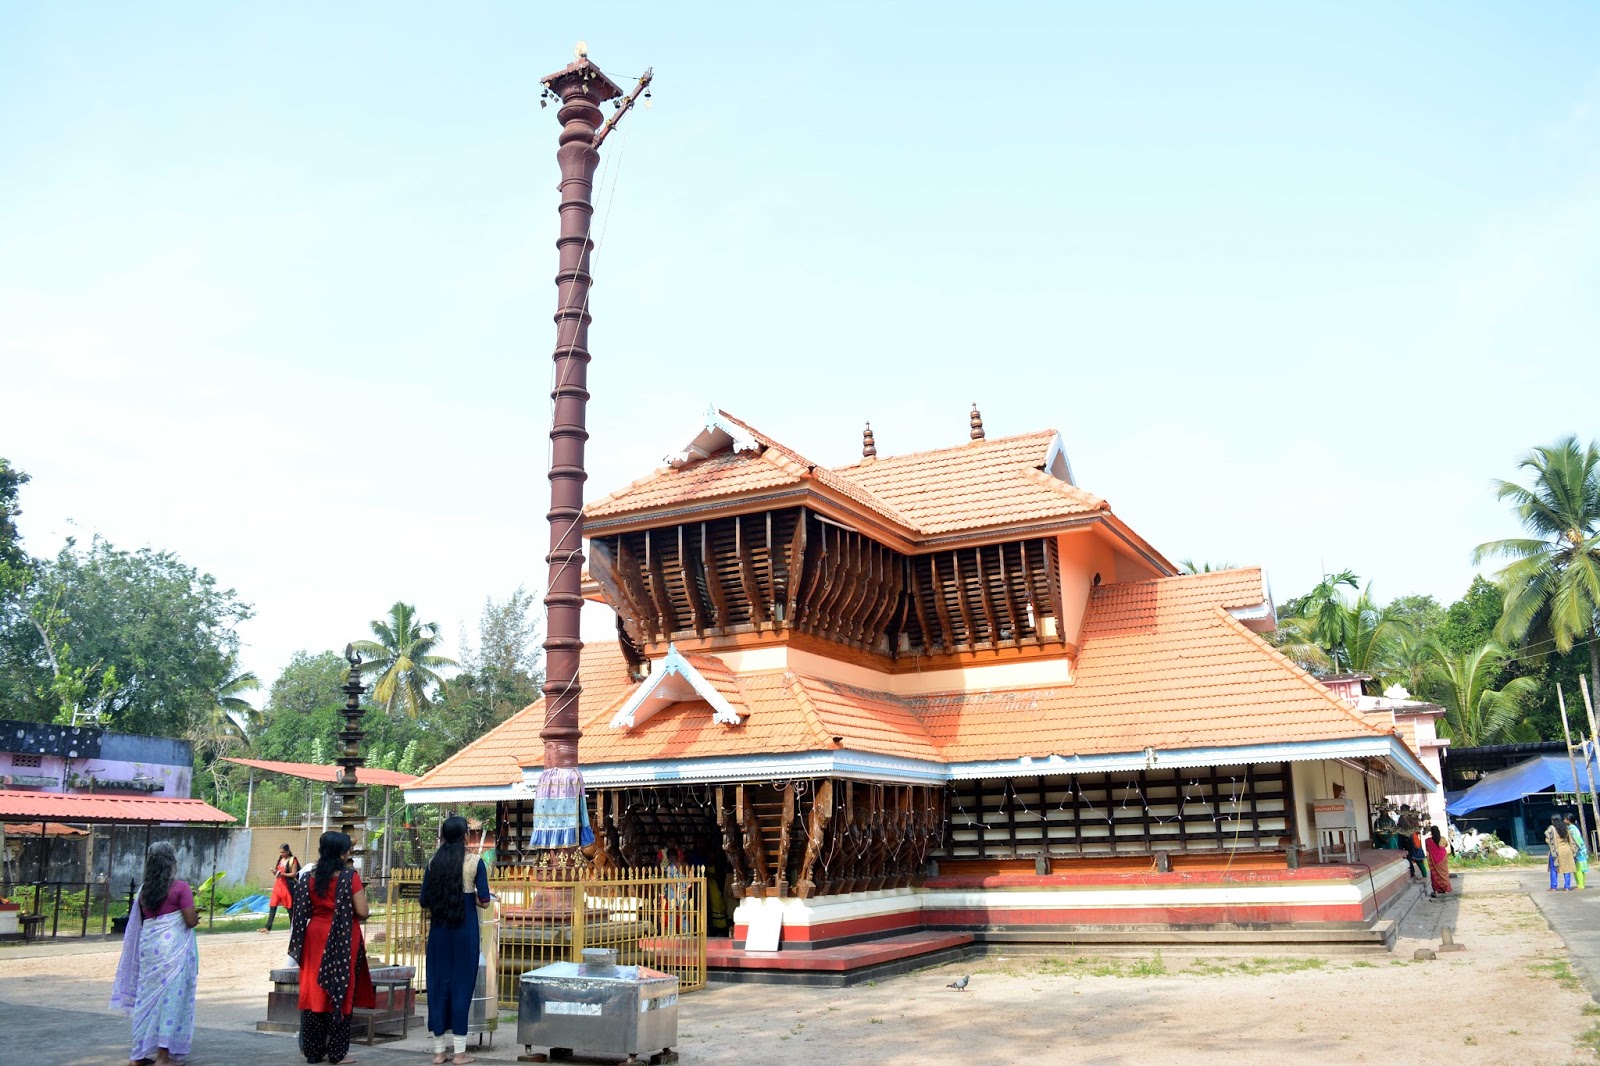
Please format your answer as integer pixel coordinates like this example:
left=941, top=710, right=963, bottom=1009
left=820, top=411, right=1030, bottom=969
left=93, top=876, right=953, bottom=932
left=221, top=757, right=419, bottom=788
left=0, top=793, right=236, bottom=825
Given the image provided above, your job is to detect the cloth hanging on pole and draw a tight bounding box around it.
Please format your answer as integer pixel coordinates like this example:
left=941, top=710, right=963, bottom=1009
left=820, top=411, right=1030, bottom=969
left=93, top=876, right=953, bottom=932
left=529, top=767, right=593, bottom=849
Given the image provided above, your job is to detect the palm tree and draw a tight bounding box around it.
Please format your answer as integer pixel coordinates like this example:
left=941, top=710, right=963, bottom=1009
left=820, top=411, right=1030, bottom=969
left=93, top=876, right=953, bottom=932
left=186, top=665, right=261, bottom=795
left=353, top=602, right=458, bottom=718
left=1177, top=559, right=1236, bottom=575
left=1299, top=570, right=1361, bottom=662
left=1474, top=436, right=1600, bottom=709
left=1338, top=588, right=1410, bottom=692
left=1428, top=640, right=1539, bottom=746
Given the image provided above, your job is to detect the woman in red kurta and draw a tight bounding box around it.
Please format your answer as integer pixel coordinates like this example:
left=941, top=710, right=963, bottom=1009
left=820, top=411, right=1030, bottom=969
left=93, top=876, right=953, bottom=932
left=262, top=843, right=300, bottom=933
left=289, top=832, right=374, bottom=1064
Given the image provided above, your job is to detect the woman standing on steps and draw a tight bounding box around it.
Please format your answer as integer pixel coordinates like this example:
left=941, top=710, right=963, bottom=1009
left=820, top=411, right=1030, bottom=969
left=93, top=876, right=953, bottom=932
left=422, top=816, right=492, bottom=1066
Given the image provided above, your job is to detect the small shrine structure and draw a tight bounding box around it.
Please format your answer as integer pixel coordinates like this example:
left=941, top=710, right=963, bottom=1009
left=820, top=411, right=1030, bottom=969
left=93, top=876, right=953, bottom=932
left=409, top=409, right=1434, bottom=967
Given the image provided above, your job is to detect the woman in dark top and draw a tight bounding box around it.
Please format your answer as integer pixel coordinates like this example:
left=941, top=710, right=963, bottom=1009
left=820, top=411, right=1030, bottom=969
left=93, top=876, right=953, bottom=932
left=288, top=831, right=374, bottom=1065
left=422, top=816, right=492, bottom=1065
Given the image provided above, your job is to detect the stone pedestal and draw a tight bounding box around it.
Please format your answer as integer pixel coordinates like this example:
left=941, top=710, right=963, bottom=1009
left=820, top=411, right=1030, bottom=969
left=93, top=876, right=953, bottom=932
left=257, top=963, right=418, bottom=1035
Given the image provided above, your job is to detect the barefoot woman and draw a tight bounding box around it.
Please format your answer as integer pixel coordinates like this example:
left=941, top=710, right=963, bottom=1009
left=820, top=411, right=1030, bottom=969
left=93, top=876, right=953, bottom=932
left=422, top=816, right=492, bottom=1065
left=110, top=841, right=200, bottom=1066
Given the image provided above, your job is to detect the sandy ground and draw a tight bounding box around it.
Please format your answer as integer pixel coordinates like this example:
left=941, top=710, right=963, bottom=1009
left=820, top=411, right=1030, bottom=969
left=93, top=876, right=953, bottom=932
left=3, top=872, right=1598, bottom=1066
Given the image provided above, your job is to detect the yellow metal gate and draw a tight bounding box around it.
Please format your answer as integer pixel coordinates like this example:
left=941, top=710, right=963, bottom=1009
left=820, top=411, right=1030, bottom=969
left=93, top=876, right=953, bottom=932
left=384, top=865, right=707, bottom=1008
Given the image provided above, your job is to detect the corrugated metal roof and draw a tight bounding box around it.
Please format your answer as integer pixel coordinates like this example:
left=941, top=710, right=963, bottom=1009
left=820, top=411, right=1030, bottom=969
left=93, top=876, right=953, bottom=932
left=221, top=758, right=418, bottom=788
left=0, top=793, right=237, bottom=825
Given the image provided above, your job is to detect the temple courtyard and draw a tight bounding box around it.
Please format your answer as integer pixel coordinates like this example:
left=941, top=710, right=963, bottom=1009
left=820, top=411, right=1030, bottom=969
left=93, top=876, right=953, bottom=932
left=3, top=870, right=1598, bottom=1065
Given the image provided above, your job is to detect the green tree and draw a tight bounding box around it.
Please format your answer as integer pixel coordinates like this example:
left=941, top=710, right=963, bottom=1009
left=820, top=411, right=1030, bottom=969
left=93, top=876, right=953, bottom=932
left=252, top=650, right=348, bottom=763
left=436, top=588, right=544, bottom=749
left=352, top=602, right=458, bottom=718
left=0, top=536, right=251, bottom=734
left=1436, top=577, right=1506, bottom=656
left=1428, top=641, right=1540, bottom=746
left=0, top=457, right=29, bottom=596
left=1337, top=588, right=1409, bottom=691
left=185, top=663, right=263, bottom=798
left=1474, top=436, right=1600, bottom=712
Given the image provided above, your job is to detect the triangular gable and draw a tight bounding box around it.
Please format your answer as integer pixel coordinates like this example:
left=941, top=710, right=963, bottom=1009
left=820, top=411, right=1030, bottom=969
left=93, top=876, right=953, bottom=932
left=664, top=405, right=762, bottom=468
left=609, top=645, right=747, bottom=729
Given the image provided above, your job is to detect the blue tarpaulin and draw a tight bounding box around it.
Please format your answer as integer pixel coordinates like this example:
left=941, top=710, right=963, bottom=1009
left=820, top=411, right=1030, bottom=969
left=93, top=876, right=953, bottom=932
left=1446, top=753, right=1600, bottom=816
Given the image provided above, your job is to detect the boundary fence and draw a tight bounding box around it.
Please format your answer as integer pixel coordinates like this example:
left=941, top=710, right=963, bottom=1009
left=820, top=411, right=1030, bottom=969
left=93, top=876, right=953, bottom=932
left=383, top=864, right=706, bottom=1008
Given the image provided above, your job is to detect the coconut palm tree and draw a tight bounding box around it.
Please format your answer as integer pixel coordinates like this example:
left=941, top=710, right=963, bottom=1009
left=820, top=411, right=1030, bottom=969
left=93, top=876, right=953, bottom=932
left=1428, top=640, right=1539, bottom=746
left=1473, top=436, right=1600, bottom=709
left=353, top=601, right=458, bottom=718
left=186, top=665, right=261, bottom=796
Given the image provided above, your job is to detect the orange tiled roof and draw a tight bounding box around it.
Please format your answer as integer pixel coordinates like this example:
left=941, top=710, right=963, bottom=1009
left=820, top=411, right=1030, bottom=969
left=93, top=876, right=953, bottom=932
left=832, top=430, right=1105, bottom=535
left=490, top=569, right=1396, bottom=776
left=584, top=413, right=1097, bottom=538
left=922, top=569, right=1388, bottom=761
left=409, top=640, right=637, bottom=791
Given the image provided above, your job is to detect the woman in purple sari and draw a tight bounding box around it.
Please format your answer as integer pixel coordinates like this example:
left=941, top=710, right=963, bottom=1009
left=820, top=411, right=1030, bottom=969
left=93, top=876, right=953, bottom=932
left=110, top=841, right=201, bottom=1066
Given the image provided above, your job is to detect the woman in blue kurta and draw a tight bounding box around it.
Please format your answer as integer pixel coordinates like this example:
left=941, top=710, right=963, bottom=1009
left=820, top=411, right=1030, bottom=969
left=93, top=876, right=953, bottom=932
left=422, top=816, right=491, bottom=1065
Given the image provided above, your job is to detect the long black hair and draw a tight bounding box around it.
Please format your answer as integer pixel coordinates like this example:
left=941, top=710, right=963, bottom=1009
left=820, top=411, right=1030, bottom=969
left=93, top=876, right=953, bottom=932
left=312, top=831, right=352, bottom=896
left=139, top=841, right=178, bottom=916
left=420, top=816, right=470, bottom=927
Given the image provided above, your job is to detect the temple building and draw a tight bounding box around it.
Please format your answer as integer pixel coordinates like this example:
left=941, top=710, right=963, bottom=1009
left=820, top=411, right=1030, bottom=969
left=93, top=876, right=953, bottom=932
left=407, top=408, right=1434, bottom=967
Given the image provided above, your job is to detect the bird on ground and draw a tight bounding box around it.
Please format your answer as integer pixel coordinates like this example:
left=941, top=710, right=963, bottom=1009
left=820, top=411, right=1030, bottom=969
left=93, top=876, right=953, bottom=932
left=947, top=975, right=970, bottom=990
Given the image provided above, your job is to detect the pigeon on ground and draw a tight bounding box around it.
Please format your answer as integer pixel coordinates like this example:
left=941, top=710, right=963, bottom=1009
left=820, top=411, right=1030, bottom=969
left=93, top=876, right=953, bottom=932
left=947, top=975, right=970, bottom=990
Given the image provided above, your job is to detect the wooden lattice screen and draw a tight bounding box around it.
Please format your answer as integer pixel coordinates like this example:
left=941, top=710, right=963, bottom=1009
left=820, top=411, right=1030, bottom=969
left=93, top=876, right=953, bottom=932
left=939, top=765, right=1292, bottom=859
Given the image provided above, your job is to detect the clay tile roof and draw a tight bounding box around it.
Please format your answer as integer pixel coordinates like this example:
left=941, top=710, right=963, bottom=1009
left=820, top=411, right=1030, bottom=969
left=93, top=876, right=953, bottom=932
left=832, top=430, right=1106, bottom=535
left=582, top=412, right=922, bottom=531
left=922, top=568, right=1392, bottom=761
left=409, top=640, right=637, bottom=792
left=584, top=447, right=807, bottom=519
left=418, top=569, right=1406, bottom=787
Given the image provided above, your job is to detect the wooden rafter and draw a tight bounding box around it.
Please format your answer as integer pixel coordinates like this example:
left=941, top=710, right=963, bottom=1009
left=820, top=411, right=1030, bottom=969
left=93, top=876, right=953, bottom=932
left=973, top=545, right=1001, bottom=647
left=735, top=517, right=769, bottom=627
left=700, top=521, right=732, bottom=629
left=616, top=538, right=662, bottom=641
left=678, top=525, right=709, bottom=634
left=784, top=507, right=808, bottom=624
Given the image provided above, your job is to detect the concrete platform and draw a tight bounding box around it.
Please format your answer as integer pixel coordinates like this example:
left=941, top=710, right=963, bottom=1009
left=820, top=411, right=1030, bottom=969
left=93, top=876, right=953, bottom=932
left=707, top=931, right=976, bottom=987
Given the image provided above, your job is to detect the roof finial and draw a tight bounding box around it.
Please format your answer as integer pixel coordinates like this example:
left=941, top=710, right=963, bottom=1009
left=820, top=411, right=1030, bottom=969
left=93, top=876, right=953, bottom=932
left=862, top=422, right=877, bottom=460
left=969, top=403, right=985, bottom=441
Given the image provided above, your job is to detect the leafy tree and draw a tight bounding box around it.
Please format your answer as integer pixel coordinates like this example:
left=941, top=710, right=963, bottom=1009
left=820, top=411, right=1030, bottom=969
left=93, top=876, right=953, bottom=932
left=436, top=588, right=545, bottom=749
left=252, top=650, right=349, bottom=763
left=1474, top=436, right=1600, bottom=714
left=352, top=602, right=458, bottom=718
left=1387, top=594, right=1444, bottom=638
left=1436, top=577, right=1505, bottom=657
left=0, top=536, right=251, bottom=734
left=1427, top=641, right=1540, bottom=746
left=0, top=457, right=29, bottom=595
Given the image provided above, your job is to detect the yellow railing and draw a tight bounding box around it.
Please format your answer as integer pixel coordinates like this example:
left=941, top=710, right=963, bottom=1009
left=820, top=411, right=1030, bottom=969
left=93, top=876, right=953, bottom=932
left=384, top=864, right=707, bottom=1007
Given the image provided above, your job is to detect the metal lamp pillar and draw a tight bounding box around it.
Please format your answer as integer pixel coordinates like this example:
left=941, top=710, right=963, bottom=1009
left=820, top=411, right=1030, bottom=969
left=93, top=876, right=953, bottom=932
left=333, top=644, right=368, bottom=864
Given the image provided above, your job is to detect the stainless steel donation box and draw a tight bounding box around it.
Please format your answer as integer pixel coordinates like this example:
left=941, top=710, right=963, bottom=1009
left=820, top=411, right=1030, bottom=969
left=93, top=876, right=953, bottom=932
left=517, top=952, right=679, bottom=1064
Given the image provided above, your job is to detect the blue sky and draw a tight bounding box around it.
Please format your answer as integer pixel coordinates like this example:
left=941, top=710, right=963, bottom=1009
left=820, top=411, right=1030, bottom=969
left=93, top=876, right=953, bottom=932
left=3, top=3, right=1597, bottom=693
